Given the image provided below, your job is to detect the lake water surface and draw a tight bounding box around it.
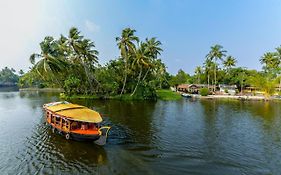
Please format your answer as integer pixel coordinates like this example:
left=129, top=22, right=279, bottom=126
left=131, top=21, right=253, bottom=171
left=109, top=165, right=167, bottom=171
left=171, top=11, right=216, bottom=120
left=0, top=90, right=281, bottom=175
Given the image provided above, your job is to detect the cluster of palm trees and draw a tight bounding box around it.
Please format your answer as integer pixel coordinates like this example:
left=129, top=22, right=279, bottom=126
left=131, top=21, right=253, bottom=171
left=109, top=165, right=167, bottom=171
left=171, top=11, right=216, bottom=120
left=259, top=46, right=281, bottom=94
left=195, top=44, right=237, bottom=91
left=25, top=27, right=166, bottom=97
left=29, top=27, right=100, bottom=94
left=192, top=44, right=281, bottom=96
left=116, top=28, right=164, bottom=96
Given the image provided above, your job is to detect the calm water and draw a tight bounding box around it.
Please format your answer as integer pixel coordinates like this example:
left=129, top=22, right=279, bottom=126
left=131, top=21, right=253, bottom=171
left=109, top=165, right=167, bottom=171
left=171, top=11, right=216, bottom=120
left=0, top=90, right=281, bottom=175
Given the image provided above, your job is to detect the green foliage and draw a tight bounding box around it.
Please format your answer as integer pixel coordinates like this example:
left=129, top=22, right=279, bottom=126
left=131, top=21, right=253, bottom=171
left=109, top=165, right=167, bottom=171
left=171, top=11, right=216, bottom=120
left=63, top=76, right=81, bottom=95
left=169, top=69, right=190, bottom=87
left=25, top=27, right=167, bottom=100
left=156, top=89, right=181, bottom=100
left=0, top=67, right=19, bottom=86
left=248, top=74, right=277, bottom=98
left=200, top=87, right=209, bottom=96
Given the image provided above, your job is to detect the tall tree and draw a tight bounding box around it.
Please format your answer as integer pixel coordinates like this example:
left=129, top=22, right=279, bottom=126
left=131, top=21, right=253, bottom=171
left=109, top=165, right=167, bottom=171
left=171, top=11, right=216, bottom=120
left=66, top=27, right=99, bottom=93
left=223, top=56, right=237, bottom=73
left=194, top=66, right=202, bottom=84
left=206, top=44, right=227, bottom=91
left=204, top=58, right=214, bottom=90
left=130, top=43, right=150, bottom=96
left=144, top=37, right=163, bottom=59
left=29, top=36, right=68, bottom=86
left=260, top=52, right=280, bottom=74
left=142, top=37, right=163, bottom=82
left=116, top=28, right=139, bottom=95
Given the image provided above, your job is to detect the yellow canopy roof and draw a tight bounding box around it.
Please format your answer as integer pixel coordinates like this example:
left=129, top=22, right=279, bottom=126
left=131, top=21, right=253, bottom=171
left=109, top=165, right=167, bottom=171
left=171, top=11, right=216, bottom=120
left=45, top=102, right=102, bottom=123
left=45, top=103, right=85, bottom=112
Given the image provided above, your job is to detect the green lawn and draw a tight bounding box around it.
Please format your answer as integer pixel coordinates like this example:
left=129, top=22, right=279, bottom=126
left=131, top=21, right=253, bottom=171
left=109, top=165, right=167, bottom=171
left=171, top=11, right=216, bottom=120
left=156, top=89, right=181, bottom=100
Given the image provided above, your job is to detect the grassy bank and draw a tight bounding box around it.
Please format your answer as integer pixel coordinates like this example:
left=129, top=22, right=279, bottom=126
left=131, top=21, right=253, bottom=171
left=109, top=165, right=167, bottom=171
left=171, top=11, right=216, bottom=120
left=20, top=88, right=64, bottom=92
left=60, top=89, right=182, bottom=101
left=156, top=89, right=181, bottom=100
left=60, top=93, right=154, bottom=101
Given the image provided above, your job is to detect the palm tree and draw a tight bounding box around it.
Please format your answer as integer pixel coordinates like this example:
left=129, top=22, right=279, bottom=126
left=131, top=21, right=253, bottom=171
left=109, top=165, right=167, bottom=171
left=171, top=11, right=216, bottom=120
left=142, top=37, right=163, bottom=81
left=152, top=59, right=167, bottom=89
left=206, top=44, right=227, bottom=91
left=66, top=27, right=99, bottom=93
left=144, top=37, right=162, bottom=59
left=275, top=46, right=281, bottom=91
left=194, top=66, right=202, bottom=84
left=204, top=58, right=214, bottom=90
left=260, top=52, right=280, bottom=73
left=29, top=36, right=68, bottom=84
left=223, top=56, right=237, bottom=73
left=130, top=43, right=150, bottom=96
left=116, top=28, right=139, bottom=95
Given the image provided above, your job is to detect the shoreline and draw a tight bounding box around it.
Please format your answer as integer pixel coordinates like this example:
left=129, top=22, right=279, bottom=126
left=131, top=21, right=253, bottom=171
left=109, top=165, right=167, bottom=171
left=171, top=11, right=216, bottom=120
left=189, top=94, right=280, bottom=101
left=19, top=88, right=64, bottom=92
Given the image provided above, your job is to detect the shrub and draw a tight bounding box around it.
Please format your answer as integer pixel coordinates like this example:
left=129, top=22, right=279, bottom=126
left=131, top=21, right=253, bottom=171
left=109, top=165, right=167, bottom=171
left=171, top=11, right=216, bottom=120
left=224, top=89, right=228, bottom=94
left=200, top=87, right=209, bottom=96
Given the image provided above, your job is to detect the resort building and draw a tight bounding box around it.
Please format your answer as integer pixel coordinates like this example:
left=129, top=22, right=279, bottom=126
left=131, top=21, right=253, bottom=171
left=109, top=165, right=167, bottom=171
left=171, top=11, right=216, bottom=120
left=219, top=84, right=237, bottom=95
left=177, top=84, right=216, bottom=94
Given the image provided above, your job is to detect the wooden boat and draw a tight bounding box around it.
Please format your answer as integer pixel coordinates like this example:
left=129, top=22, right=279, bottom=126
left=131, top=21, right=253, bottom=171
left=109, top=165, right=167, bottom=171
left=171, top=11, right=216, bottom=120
left=43, top=101, right=111, bottom=145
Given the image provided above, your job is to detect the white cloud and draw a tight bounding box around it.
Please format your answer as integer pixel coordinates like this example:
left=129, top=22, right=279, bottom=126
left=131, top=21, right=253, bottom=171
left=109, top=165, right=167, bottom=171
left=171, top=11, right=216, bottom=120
left=85, top=20, right=100, bottom=33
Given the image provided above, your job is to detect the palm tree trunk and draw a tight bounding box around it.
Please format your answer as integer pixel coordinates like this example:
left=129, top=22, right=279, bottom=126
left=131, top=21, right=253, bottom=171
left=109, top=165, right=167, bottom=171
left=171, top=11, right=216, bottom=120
left=82, top=62, right=94, bottom=93
left=131, top=67, right=142, bottom=96
left=142, top=68, right=150, bottom=81
left=279, top=76, right=281, bottom=92
left=120, top=61, right=127, bottom=95
left=207, top=73, right=210, bottom=90
left=214, top=65, right=216, bottom=92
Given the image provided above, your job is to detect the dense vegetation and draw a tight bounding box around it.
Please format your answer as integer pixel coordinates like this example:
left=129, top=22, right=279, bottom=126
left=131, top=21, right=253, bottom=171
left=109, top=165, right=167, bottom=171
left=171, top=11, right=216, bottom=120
left=0, top=67, right=21, bottom=86
left=15, top=27, right=281, bottom=100
left=20, top=27, right=169, bottom=100
left=169, top=44, right=281, bottom=97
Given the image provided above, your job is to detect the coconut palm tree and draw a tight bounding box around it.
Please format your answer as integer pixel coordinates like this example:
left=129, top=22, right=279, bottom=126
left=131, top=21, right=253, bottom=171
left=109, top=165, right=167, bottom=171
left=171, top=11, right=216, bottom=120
left=260, top=52, right=280, bottom=73
left=194, top=66, right=202, bottom=84
left=130, top=43, right=150, bottom=96
left=141, top=37, right=163, bottom=82
left=29, top=36, right=68, bottom=83
left=144, top=37, right=162, bottom=59
left=275, top=46, right=281, bottom=91
left=206, top=44, right=227, bottom=91
left=66, top=27, right=99, bottom=93
left=204, top=58, right=214, bottom=90
left=116, top=28, right=139, bottom=95
left=223, top=56, right=237, bottom=73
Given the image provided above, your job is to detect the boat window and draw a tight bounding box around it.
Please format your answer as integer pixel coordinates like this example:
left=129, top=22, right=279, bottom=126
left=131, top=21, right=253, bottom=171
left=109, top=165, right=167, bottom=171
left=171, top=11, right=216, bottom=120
left=81, top=122, right=88, bottom=130
left=55, top=116, right=60, bottom=125
left=71, top=121, right=79, bottom=130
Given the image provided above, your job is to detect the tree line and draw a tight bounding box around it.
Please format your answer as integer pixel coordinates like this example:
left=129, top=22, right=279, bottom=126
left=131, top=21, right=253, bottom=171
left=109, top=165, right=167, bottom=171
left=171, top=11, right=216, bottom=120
left=169, top=44, right=281, bottom=97
left=0, top=67, right=24, bottom=86
left=20, top=27, right=168, bottom=99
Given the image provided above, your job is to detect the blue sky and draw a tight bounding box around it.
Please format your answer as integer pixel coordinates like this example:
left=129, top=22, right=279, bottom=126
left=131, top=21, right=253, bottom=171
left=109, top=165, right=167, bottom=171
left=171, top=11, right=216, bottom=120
left=1, top=0, right=281, bottom=74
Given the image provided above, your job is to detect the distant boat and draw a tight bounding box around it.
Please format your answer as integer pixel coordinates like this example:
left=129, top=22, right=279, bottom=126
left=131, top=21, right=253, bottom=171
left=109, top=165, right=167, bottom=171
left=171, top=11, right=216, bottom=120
left=181, top=93, right=192, bottom=98
left=43, top=101, right=111, bottom=145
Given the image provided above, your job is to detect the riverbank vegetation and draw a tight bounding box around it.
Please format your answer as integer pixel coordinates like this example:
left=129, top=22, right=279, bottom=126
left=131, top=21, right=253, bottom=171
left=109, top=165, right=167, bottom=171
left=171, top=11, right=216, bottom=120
left=0, top=67, right=22, bottom=86
left=12, top=28, right=281, bottom=100
left=19, top=27, right=169, bottom=100
left=169, top=44, right=281, bottom=99
left=156, top=89, right=181, bottom=100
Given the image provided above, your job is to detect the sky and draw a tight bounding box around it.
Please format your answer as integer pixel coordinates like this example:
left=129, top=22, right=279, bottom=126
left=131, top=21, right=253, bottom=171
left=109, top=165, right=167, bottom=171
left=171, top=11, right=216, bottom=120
left=1, top=0, right=281, bottom=75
